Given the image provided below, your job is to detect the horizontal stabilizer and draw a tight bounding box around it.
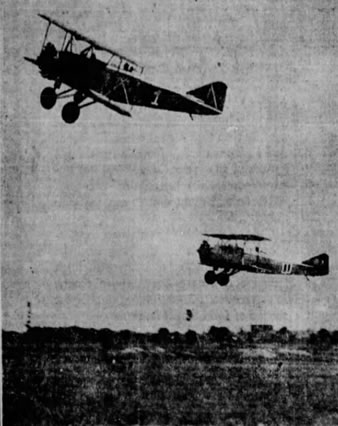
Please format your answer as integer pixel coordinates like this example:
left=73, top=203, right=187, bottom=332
left=187, top=81, right=227, bottom=112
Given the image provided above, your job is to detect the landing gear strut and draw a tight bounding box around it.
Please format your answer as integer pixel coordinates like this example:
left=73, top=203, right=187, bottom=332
left=40, top=87, right=57, bottom=110
left=74, top=91, right=86, bottom=104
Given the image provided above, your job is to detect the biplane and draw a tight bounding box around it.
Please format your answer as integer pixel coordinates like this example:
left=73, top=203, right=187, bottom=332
left=25, top=14, right=227, bottom=123
left=198, top=234, right=329, bottom=286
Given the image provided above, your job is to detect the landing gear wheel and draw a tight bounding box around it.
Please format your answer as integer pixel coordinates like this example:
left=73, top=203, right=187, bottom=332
left=40, top=87, right=57, bottom=110
left=216, top=274, right=230, bottom=287
left=205, top=271, right=216, bottom=285
left=62, top=102, right=80, bottom=124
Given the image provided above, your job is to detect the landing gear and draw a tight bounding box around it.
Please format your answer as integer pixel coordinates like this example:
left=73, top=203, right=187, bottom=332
left=216, top=273, right=230, bottom=287
left=204, top=270, right=216, bottom=285
left=62, top=102, right=80, bottom=124
left=40, top=87, right=57, bottom=110
left=74, top=91, right=86, bottom=104
left=39, top=86, right=90, bottom=123
left=204, top=270, right=230, bottom=286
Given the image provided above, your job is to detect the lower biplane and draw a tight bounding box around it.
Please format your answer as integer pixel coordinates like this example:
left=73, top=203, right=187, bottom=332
left=198, top=234, right=329, bottom=286
left=25, top=14, right=227, bottom=123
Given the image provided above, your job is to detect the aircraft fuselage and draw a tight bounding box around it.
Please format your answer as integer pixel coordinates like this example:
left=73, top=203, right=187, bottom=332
left=36, top=49, right=221, bottom=115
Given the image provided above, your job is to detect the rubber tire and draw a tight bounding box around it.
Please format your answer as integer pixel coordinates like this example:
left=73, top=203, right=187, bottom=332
left=217, top=274, right=230, bottom=287
left=205, top=271, right=216, bottom=285
left=62, top=102, right=80, bottom=124
left=40, top=87, right=57, bottom=110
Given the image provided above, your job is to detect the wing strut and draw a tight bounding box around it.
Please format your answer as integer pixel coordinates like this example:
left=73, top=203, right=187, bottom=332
left=210, top=85, right=217, bottom=109
left=41, top=22, right=51, bottom=50
left=110, top=76, right=132, bottom=112
left=61, top=31, right=68, bottom=51
left=121, top=81, right=130, bottom=108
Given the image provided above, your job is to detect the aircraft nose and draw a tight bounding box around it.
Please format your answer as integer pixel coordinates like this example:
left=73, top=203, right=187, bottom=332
left=197, top=240, right=209, bottom=252
left=197, top=241, right=211, bottom=263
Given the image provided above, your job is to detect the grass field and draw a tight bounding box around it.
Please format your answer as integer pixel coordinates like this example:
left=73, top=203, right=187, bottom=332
left=3, top=330, right=338, bottom=425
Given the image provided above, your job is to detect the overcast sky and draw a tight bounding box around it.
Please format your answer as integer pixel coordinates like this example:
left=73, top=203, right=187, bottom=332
left=2, top=0, right=337, bottom=333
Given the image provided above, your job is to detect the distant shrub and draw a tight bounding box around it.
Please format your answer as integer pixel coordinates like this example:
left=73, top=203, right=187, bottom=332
left=308, top=329, right=332, bottom=349
left=157, top=328, right=170, bottom=345
left=171, top=331, right=183, bottom=345
left=185, top=329, right=198, bottom=346
left=118, top=329, right=132, bottom=345
left=318, top=328, right=331, bottom=341
left=208, top=326, right=232, bottom=344
left=99, top=328, right=116, bottom=353
left=308, top=332, right=318, bottom=346
left=317, top=328, right=332, bottom=348
left=276, top=326, right=295, bottom=344
left=331, top=330, right=338, bottom=345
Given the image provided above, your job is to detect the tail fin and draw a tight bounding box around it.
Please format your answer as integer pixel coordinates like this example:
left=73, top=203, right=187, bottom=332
left=302, top=253, right=329, bottom=276
left=187, top=81, right=227, bottom=112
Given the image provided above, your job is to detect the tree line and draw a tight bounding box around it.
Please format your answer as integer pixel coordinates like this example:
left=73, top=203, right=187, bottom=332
left=3, top=326, right=338, bottom=348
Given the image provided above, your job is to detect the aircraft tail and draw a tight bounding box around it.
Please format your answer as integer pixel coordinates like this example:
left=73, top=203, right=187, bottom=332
left=302, top=253, right=329, bottom=275
left=187, top=81, right=227, bottom=112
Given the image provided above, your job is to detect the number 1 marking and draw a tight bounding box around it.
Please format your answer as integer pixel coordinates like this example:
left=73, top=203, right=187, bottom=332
left=151, top=90, right=161, bottom=106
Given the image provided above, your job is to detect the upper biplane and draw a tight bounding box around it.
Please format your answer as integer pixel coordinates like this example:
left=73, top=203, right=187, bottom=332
left=25, top=14, right=227, bottom=123
left=198, top=234, right=329, bottom=286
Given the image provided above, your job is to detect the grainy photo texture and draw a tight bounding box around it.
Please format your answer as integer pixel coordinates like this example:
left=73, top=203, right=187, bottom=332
left=2, top=1, right=338, bottom=425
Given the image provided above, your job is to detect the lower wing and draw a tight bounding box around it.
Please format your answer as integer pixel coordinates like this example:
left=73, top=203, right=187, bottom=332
left=88, top=90, right=131, bottom=117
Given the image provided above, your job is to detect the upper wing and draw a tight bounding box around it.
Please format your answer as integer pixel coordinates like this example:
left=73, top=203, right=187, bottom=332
left=38, top=14, right=143, bottom=72
left=203, top=234, right=270, bottom=241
